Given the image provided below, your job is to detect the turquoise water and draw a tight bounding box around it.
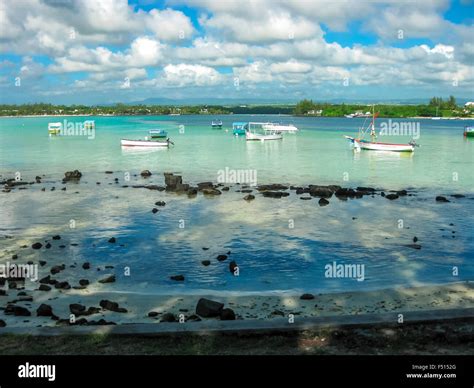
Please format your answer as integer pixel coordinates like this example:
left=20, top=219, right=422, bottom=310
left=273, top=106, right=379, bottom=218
left=0, top=115, right=473, bottom=294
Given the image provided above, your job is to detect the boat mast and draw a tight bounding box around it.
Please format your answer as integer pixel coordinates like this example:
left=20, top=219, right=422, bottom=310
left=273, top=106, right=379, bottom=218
left=370, top=104, right=376, bottom=139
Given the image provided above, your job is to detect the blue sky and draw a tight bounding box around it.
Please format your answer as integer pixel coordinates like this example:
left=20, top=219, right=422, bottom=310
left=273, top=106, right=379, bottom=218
left=0, top=0, right=473, bottom=104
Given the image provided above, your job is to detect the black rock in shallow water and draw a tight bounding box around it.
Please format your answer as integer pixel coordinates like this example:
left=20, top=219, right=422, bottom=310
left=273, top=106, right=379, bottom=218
left=32, top=242, right=42, bottom=249
left=160, top=313, right=177, bottom=323
left=99, top=299, right=127, bottom=313
left=6, top=305, right=31, bottom=316
left=196, top=298, right=224, bottom=318
left=318, top=198, right=330, bottom=206
left=152, top=208, right=159, bottom=214
left=202, top=188, right=222, bottom=196
left=413, top=236, right=418, bottom=243
left=36, top=304, right=54, bottom=317
left=63, top=170, right=82, bottom=182
left=243, top=194, right=255, bottom=201
left=300, top=293, right=315, bottom=300
left=220, top=308, right=236, bottom=321
left=201, top=260, right=211, bottom=266
left=385, top=194, right=399, bottom=200
left=405, top=244, right=422, bottom=250
left=82, top=262, right=90, bottom=270
left=52, top=235, right=61, bottom=240
left=108, top=237, right=116, bottom=243
left=54, top=281, right=71, bottom=290
left=148, top=311, right=159, bottom=317
left=140, top=170, right=152, bottom=177
left=170, top=275, right=185, bottom=281
left=436, top=196, right=450, bottom=203
left=0, top=320, right=6, bottom=327
left=79, top=279, right=89, bottom=286
left=98, top=275, right=116, bottom=284
left=38, top=284, right=51, bottom=291
left=216, top=254, right=228, bottom=262
left=261, top=191, right=289, bottom=198
left=229, top=260, right=238, bottom=274
left=155, top=201, right=166, bottom=206
left=50, top=264, right=65, bottom=275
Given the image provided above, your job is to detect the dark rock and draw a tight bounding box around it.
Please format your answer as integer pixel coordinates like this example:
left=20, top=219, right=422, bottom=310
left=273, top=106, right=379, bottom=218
left=216, top=254, right=228, bottom=262
left=405, top=244, right=422, bottom=250
left=50, top=264, right=65, bottom=275
left=300, top=293, right=315, bottom=300
left=436, top=196, right=450, bottom=203
left=261, top=191, right=289, bottom=198
left=36, top=304, right=53, bottom=317
left=98, top=275, right=116, bottom=284
left=32, top=242, right=42, bottom=249
left=12, top=254, right=18, bottom=260
left=187, top=188, right=198, bottom=197
left=79, top=279, right=89, bottom=286
left=243, top=194, right=255, bottom=201
left=257, top=184, right=289, bottom=191
left=197, top=182, right=214, bottom=190
left=155, top=201, right=166, bottom=206
left=82, top=262, right=90, bottom=270
left=201, top=260, right=211, bottom=266
left=54, top=281, right=71, bottom=290
left=397, top=190, right=408, bottom=196
left=300, top=196, right=312, bottom=200
left=52, top=235, right=61, bottom=240
left=385, top=194, right=399, bottom=200
left=108, top=237, right=116, bottom=243
left=160, top=313, right=176, bottom=322
left=152, top=208, right=159, bottom=214
left=8, top=305, right=31, bottom=316
left=451, top=194, right=465, bottom=198
left=220, top=308, right=236, bottom=321
left=164, top=173, right=182, bottom=190
left=309, top=185, right=333, bottom=198
left=196, top=298, right=224, bottom=317
left=63, top=170, right=82, bottom=182
left=221, top=186, right=230, bottom=191
left=202, top=188, right=222, bottom=196
left=38, top=284, right=51, bottom=291
left=270, top=310, right=285, bottom=317
left=335, top=188, right=356, bottom=199
left=413, top=236, right=418, bottom=243
left=99, top=299, right=127, bottom=313
left=140, top=170, right=152, bottom=177
left=0, top=320, right=5, bottom=327
left=148, top=311, right=159, bottom=317
left=170, top=275, right=185, bottom=281
left=105, top=171, right=113, bottom=174
left=229, top=260, right=238, bottom=274
left=318, top=198, right=330, bottom=206
left=39, top=260, right=47, bottom=266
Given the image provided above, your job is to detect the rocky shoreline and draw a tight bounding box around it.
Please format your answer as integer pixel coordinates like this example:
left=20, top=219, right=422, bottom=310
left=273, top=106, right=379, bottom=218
left=1, top=169, right=473, bottom=329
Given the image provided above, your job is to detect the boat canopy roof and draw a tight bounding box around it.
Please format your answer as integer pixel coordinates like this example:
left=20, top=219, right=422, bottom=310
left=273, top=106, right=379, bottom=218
left=149, top=129, right=166, bottom=133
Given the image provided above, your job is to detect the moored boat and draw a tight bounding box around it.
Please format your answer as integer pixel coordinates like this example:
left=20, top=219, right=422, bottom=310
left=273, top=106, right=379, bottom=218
left=232, top=122, right=247, bottom=136
left=246, top=122, right=282, bottom=141
left=149, top=129, right=168, bottom=138
left=211, top=119, right=223, bottom=129
left=463, top=126, right=474, bottom=138
left=48, top=122, right=62, bottom=136
left=121, top=138, right=172, bottom=147
left=344, top=106, right=418, bottom=152
left=262, top=122, right=298, bottom=132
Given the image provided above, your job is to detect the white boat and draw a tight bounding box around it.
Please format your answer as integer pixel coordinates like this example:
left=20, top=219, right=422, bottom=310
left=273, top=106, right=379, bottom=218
left=121, top=138, right=172, bottom=147
left=262, top=122, right=298, bottom=132
left=344, top=106, right=418, bottom=152
left=48, top=122, right=62, bottom=135
left=344, top=136, right=416, bottom=152
left=246, top=122, right=282, bottom=141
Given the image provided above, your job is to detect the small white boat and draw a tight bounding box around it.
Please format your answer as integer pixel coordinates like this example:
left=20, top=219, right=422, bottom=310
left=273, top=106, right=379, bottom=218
left=344, top=136, right=416, bottom=152
left=344, top=106, right=418, bottom=152
left=211, top=119, right=223, bottom=129
left=48, top=122, right=62, bottom=135
left=121, top=138, right=172, bottom=147
left=262, top=122, right=298, bottom=132
left=246, top=122, right=282, bottom=141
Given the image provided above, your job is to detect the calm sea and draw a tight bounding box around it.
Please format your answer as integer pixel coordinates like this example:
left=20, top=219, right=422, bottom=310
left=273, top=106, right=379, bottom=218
left=0, top=115, right=473, bottom=295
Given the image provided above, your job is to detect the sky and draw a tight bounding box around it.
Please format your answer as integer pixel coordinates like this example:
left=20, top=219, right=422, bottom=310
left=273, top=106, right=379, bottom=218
left=0, top=0, right=473, bottom=105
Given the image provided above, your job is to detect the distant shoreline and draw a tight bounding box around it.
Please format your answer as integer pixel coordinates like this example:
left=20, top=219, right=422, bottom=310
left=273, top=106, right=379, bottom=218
left=1, top=114, right=473, bottom=120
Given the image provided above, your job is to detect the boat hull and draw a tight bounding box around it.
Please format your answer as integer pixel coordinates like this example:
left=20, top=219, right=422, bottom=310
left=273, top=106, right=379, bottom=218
left=121, top=139, right=169, bottom=147
left=246, top=132, right=282, bottom=141
left=345, top=137, right=415, bottom=152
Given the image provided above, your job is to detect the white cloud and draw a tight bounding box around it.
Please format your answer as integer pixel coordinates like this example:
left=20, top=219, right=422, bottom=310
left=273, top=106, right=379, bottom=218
left=159, top=64, right=226, bottom=87
left=147, top=8, right=195, bottom=41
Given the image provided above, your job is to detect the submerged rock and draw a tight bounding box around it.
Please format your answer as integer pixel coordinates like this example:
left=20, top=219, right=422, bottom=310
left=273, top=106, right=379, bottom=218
left=385, top=194, right=399, bottom=200
left=54, top=281, right=71, bottom=290
left=79, top=279, right=89, bottom=286
left=220, top=308, right=236, bottom=321
left=38, top=284, right=51, bottom=292
left=196, top=298, right=224, bottom=318
left=201, top=260, right=211, bottom=266
left=108, top=237, right=116, bottom=243
left=82, top=262, right=90, bottom=270
left=261, top=191, right=289, bottom=198
left=140, top=170, right=152, bottom=177
left=36, top=304, right=54, bottom=317
left=32, top=242, right=42, bottom=250
left=229, top=260, right=238, bottom=274
left=160, top=313, right=177, bottom=322
left=405, top=244, right=422, bottom=250
left=243, top=194, right=255, bottom=201
left=318, top=198, right=329, bottom=206
left=216, top=254, right=228, bottom=262
left=197, top=182, right=214, bottom=190
left=300, top=293, right=315, bottom=300
left=170, top=275, right=185, bottom=281
left=257, top=184, right=289, bottom=191
left=99, top=299, right=127, bottom=313
left=50, top=264, right=65, bottom=275
left=152, top=208, right=159, bottom=214
left=202, top=188, right=222, bottom=196
left=98, top=275, right=116, bottom=284
left=436, top=196, right=450, bottom=203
